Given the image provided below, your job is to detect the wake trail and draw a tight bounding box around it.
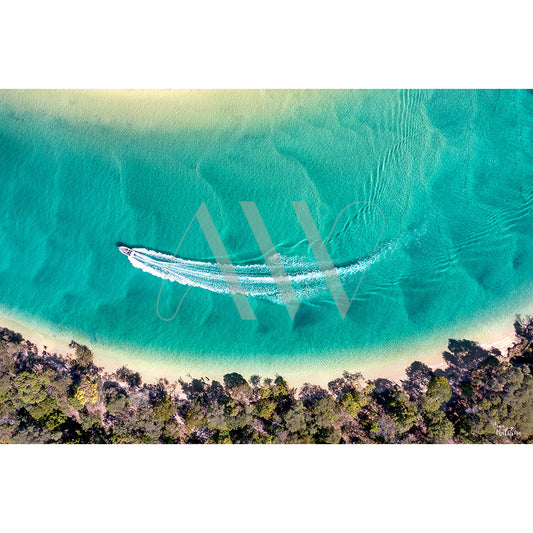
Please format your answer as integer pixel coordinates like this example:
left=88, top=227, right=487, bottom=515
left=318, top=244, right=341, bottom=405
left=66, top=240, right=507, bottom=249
left=123, top=243, right=396, bottom=304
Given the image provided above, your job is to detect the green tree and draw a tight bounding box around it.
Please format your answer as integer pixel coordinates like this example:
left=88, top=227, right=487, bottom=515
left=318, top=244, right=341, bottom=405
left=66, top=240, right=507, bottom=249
left=273, top=375, right=289, bottom=396
left=152, top=393, right=177, bottom=421
left=105, top=384, right=130, bottom=415
left=341, top=389, right=367, bottom=417
left=223, top=373, right=248, bottom=389
left=73, top=376, right=99, bottom=408
left=426, top=411, right=455, bottom=443
left=422, top=376, right=452, bottom=413
left=45, top=410, right=68, bottom=432
left=387, top=389, right=419, bottom=433
left=116, top=366, right=142, bottom=388
left=223, top=373, right=252, bottom=404
left=72, top=343, right=94, bottom=366
left=12, top=371, right=49, bottom=408
left=284, top=401, right=309, bottom=436
left=12, top=371, right=59, bottom=420
left=254, top=400, right=277, bottom=420
left=312, top=427, right=342, bottom=444
left=459, top=363, right=533, bottom=441
left=313, top=396, right=340, bottom=427
left=249, top=375, right=261, bottom=388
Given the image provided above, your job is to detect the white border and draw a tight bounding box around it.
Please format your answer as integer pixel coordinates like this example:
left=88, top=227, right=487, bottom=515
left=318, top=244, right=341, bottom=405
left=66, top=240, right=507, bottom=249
left=1, top=1, right=532, bottom=88
left=1, top=445, right=531, bottom=531
left=1, top=1, right=532, bottom=529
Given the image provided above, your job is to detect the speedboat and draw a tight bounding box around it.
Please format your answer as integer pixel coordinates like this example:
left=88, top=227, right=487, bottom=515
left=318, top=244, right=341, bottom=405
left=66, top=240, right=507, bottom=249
left=118, top=246, right=133, bottom=257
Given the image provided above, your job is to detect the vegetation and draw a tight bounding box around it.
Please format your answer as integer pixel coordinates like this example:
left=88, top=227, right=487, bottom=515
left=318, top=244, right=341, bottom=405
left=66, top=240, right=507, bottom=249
left=1, top=316, right=533, bottom=444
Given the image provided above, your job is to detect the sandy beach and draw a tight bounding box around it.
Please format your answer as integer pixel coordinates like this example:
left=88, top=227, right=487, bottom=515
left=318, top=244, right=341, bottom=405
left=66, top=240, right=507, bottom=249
left=0, top=309, right=518, bottom=388
left=0, top=89, right=339, bottom=132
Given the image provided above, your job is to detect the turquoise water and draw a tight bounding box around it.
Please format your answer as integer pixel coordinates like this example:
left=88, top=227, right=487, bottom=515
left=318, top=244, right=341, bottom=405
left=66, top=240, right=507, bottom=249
left=1, top=90, right=532, bottom=375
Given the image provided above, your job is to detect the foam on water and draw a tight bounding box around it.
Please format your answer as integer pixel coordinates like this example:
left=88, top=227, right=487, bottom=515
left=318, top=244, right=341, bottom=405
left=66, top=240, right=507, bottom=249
left=124, top=242, right=395, bottom=304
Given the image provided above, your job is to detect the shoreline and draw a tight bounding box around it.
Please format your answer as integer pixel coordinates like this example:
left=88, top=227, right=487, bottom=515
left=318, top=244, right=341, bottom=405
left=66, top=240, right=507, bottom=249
left=0, top=88, right=529, bottom=389
left=0, top=89, right=341, bottom=132
left=0, top=309, right=518, bottom=388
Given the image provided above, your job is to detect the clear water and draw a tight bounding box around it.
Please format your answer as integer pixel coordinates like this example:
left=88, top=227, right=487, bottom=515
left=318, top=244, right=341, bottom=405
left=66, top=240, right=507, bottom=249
left=0, top=90, right=532, bottom=375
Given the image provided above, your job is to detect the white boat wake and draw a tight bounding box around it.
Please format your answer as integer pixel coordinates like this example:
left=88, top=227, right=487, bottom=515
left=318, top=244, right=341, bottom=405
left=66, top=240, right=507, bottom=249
left=119, top=244, right=395, bottom=304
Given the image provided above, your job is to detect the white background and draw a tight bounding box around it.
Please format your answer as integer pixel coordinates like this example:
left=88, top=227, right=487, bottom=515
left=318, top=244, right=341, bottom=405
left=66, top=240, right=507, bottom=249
left=1, top=1, right=532, bottom=531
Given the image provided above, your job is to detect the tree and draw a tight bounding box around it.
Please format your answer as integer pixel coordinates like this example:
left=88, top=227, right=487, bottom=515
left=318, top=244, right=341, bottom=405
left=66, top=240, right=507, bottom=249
left=152, top=393, right=177, bottom=422
left=223, top=373, right=248, bottom=390
left=422, top=376, right=452, bottom=414
left=111, top=405, right=164, bottom=444
left=312, top=396, right=340, bottom=427
left=312, top=426, right=342, bottom=444
left=12, top=371, right=49, bottom=408
left=426, top=411, right=455, bottom=443
left=11, top=371, right=60, bottom=421
left=443, top=339, right=494, bottom=385
left=458, top=363, right=533, bottom=441
left=45, top=410, right=68, bottom=432
left=107, top=393, right=129, bottom=415
left=223, top=373, right=252, bottom=404
left=273, top=375, right=289, bottom=396
left=387, top=389, right=419, bottom=433
left=0, top=374, right=13, bottom=414
left=116, top=366, right=142, bottom=388
left=249, top=375, right=261, bottom=388
left=403, top=361, right=433, bottom=398
left=328, top=372, right=363, bottom=399
left=71, top=342, right=94, bottom=366
left=341, top=389, right=367, bottom=417
left=73, top=376, right=99, bottom=408
left=2, top=321, right=533, bottom=445
left=284, top=401, right=309, bottom=436
left=254, top=400, right=277, bottom=421
left=299, top=383, right=328, bottom=405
